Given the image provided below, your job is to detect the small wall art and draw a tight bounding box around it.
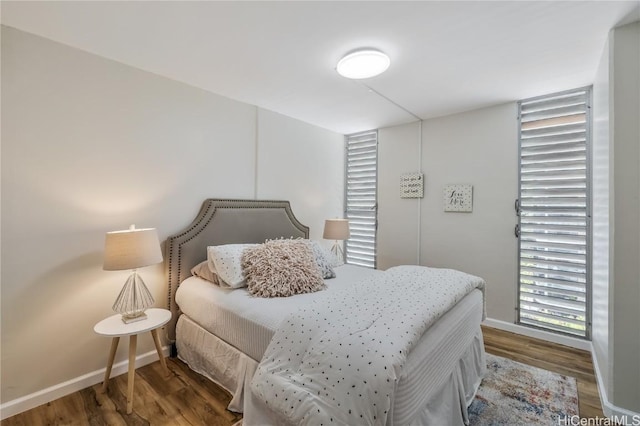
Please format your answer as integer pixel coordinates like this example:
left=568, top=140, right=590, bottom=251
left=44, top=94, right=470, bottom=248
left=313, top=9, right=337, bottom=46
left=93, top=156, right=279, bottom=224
left=400, top=173, right=424, bottom=198
left=443, top=184, right=473, bottom=212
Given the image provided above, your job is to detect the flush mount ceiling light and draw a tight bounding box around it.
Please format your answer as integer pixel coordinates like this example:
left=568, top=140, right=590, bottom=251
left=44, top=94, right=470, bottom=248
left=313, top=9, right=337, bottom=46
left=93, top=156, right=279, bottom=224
left=336, top=49, right=390, bottom=79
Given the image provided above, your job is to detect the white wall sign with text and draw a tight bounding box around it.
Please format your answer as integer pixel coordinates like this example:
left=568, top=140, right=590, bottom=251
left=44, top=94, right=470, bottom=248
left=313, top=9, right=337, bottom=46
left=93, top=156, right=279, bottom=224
left=443, top=184, right=473, bottom=212
left=400, top=173, right=424, bottom=198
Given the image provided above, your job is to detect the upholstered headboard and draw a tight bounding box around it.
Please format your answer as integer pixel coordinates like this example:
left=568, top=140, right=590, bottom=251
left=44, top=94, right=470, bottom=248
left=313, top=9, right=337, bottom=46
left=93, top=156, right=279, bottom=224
left=164, top=199, right=309, bottom=341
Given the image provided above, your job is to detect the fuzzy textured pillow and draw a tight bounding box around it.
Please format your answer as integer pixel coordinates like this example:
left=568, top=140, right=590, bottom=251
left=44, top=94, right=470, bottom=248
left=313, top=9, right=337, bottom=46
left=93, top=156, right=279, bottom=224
left=242, top=239, right=326, bottom=298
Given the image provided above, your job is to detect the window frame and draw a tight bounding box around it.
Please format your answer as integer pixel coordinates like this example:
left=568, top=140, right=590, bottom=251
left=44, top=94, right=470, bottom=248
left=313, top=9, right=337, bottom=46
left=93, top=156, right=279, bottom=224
left=344, top=130, right=378, bottom=269
left=516, top=86, right=593, bottom=339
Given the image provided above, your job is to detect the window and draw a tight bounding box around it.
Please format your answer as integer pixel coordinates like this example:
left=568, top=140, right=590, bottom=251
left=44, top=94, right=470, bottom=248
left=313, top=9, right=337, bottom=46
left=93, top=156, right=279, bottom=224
left=517, top=87, right=592, bottom=338
left=345, top=130, right=378, bottom=268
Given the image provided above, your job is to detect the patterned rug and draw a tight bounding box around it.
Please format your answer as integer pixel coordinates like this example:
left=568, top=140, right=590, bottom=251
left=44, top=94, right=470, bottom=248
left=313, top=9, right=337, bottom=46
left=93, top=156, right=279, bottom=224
left=469, top=353, right=579, bottom=425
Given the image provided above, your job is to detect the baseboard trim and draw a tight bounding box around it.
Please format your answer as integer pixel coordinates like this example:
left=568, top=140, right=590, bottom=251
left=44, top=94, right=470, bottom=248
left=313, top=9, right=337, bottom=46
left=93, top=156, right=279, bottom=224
left=482, top=318, right=592, bottom=351
left=0, top=346, right=170, bottom=421
left=591, top=346, right=640, bottom=425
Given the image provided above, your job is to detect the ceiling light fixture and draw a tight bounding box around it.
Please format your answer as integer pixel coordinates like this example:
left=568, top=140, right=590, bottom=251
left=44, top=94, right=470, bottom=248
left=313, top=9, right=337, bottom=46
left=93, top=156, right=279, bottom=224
left=336, top=49, right=390, bottom=79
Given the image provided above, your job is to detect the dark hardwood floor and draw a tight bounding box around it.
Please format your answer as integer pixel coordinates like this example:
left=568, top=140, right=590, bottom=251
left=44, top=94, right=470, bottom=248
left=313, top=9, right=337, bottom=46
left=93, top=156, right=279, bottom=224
left=2, top=326, right=602, bottom=425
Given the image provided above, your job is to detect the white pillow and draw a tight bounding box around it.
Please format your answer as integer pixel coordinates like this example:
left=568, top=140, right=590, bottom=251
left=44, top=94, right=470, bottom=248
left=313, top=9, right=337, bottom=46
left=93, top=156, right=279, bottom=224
left=207, top=244, right=256, bottom=288
left=308, top=240, right=336, bottom=279
left=190, top=260, right=219, bottom=285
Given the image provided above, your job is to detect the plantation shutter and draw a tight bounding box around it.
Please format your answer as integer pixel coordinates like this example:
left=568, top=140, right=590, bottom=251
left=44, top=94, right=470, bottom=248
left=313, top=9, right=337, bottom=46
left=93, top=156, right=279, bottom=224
left=517, top=87, right=591, bottom=338
left=345, top=130, right=378, bottom=268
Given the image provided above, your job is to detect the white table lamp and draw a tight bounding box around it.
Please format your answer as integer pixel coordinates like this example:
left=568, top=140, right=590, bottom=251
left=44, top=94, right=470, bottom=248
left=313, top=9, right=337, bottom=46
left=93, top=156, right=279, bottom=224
left=323, top=219, right=350, bottom=258
left=103, top=225, right=163, bottom=323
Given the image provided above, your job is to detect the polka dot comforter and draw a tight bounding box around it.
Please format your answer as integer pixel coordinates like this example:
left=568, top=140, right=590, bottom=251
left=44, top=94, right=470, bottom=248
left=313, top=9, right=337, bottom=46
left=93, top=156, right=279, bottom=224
left=251, top=265, right=486, bottom=425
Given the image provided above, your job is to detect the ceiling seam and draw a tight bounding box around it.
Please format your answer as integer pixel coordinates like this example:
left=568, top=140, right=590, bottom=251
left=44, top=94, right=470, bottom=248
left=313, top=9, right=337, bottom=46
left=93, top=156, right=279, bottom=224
left=359, top=82, right=422, bottom=121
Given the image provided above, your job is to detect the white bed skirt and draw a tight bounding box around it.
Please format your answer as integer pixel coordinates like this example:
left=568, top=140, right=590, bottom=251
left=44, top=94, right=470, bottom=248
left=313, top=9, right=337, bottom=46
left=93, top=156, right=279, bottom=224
left=176, top=315, right=257, bottom=413
left=176, top=314, right=485, bottom=425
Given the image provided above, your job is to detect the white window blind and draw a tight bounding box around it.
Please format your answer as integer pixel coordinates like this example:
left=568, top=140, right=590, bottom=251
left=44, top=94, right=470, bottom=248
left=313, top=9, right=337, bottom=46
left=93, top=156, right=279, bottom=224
left=517, top=87, right=591, bottom=338
left=345, top=130, right=378, bottom=268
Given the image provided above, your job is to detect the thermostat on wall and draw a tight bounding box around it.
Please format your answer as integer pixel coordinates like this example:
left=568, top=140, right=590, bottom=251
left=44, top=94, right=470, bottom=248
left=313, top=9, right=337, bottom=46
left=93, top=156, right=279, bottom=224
left=400, top=173, right=424, bottom=198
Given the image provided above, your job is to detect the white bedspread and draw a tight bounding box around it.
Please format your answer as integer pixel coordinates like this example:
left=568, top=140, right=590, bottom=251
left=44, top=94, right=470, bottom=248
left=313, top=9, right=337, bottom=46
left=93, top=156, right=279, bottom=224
left=250, top=265, right=485, bottom=425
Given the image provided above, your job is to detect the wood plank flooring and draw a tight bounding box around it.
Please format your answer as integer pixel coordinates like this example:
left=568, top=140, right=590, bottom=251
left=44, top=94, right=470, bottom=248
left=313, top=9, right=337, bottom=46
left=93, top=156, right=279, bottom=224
left=2, top=326, right=603, bottom=425
left=1, top=358, right=242, bottom=426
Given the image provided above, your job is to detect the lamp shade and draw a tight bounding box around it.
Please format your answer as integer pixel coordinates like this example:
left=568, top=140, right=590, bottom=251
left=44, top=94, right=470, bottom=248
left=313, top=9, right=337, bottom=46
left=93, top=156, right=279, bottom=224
left=323, top=219, right=350, bottom=240
left=103, top=226, right=163, bottom=271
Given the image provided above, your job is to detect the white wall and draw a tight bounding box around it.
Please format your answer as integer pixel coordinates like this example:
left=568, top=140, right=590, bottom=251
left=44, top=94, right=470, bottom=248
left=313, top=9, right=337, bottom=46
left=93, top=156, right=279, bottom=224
left=255, top=108, right=344, bottom=241
left=377, top=122, right=421, bottom=270
left=420, top=104, right=519, bottom=322
left=591, top=20, right=640, bottom=416
left=377, top=104, right=518, bottom=322
left=0, top=26, right=343, bottom=407
left=592, top=32, right=612, bottom=403
left=610, top=21, right=640, bottom=413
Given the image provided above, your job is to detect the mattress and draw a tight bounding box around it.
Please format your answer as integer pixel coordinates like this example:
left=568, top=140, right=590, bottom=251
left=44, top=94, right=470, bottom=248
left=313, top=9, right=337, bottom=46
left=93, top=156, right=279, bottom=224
left=175, top=264, right=381, bottom=361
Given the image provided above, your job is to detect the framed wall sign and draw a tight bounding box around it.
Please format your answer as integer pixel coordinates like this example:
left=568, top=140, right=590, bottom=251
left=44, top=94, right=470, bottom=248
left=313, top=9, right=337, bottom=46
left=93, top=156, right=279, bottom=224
left=443, top=184, right=473, bottom=212
left=400, top=173, right=424, bottom=198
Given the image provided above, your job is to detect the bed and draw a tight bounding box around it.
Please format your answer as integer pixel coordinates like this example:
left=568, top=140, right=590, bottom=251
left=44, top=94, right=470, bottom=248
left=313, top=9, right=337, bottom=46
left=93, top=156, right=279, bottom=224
left=166, top=199, right=486, bottom=425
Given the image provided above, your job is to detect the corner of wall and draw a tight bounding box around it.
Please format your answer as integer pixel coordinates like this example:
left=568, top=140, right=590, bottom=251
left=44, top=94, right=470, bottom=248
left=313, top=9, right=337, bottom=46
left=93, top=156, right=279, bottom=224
left=610, top=19, right=640, bottom=414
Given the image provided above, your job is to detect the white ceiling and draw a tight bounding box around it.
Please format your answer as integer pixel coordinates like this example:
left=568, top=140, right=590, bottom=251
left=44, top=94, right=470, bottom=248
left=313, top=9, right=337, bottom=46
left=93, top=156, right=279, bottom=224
left=2, top=1, right=638, bottom=134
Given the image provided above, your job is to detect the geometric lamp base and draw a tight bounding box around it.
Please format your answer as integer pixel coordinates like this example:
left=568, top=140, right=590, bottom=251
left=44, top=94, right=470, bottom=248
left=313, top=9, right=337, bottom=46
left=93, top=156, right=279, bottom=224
left=120, top=312, right=148, bottom=324
left=112, top=270, right=154, bottom=324
left=331, top=240, right=345, bottom=259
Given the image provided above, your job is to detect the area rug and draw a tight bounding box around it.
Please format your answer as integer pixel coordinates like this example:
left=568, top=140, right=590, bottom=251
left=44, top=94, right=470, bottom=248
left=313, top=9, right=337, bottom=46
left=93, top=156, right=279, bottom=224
left=469, top=353, right=579, bottom=425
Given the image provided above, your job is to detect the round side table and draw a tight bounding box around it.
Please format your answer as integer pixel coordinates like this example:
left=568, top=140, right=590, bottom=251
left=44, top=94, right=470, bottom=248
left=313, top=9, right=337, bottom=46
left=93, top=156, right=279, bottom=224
left=94, top=308, right=171, bottom=414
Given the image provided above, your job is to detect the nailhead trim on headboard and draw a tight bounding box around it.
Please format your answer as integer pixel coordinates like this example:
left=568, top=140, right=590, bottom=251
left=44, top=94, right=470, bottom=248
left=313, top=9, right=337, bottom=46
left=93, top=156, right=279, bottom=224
left=164, top=199, right=309, bottom=342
